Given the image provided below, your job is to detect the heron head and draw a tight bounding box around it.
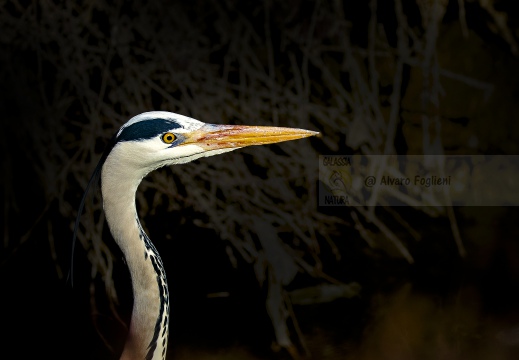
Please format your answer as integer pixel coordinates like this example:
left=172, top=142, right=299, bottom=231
left=104, top=111, right=318, bottom=177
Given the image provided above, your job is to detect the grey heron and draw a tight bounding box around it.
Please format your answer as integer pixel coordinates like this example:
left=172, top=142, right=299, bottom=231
left=73, top=111, right=318, bottom=360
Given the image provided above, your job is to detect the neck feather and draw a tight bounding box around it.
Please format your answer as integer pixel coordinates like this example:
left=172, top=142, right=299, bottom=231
left=101, top=145, right=169, bottom=360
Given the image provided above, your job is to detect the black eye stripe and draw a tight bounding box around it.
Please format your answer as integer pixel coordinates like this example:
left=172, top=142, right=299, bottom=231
left=117, top=119, right=181, bottom=142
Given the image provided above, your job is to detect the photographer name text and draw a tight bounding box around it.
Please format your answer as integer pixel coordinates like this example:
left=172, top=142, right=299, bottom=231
left=373, top=175, right=451, bottom=187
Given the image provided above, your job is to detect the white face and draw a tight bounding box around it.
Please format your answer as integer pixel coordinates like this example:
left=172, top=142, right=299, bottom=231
left=106, top=112, right=237, bottom=180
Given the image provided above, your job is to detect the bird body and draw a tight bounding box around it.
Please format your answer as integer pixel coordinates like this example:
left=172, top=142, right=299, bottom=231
left=77, top=111, right=318, bottom=359
left=102, top=148, right=169, bottom=360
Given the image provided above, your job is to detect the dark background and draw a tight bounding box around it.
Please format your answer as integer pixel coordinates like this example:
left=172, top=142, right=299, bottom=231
left=1, top=1, right=519, bottom=359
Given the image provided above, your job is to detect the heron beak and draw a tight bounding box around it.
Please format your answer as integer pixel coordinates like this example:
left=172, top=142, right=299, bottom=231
left=182, top=124, right=319, bottom=150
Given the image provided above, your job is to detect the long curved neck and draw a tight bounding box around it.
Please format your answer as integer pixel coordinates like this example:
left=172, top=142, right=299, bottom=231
left=101, top=148, right=169, bottom=360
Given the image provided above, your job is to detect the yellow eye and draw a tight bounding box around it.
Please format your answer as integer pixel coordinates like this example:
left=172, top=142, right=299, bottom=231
left=162, top=132, right=176, bottom=144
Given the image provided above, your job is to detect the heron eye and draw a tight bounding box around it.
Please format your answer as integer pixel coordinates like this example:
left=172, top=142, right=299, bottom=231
left=162, top=132, right=176, bottom=144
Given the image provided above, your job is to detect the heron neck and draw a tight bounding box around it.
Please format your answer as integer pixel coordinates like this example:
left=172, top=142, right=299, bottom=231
left=101, top=150, right=169, bottom=360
